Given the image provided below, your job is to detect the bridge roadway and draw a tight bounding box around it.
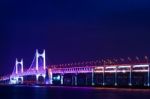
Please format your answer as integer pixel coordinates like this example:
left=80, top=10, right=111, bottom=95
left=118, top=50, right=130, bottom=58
left=0, top=63, right=150, bottom=86
left=50, top=64, right=150, bottom=86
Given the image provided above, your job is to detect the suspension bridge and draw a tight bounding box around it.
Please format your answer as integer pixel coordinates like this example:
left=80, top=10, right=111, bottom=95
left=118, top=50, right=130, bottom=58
left=0, top=49, right=47, bottom=84
left=0, top=50, right=150, bottom=87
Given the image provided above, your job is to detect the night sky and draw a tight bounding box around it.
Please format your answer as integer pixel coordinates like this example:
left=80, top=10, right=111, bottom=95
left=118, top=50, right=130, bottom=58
left=0, top=0, right=150, bottom=76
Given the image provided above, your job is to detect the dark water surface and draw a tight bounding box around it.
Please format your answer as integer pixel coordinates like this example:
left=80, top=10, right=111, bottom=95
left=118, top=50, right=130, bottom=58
left=0, top=85, right=150, bottom=99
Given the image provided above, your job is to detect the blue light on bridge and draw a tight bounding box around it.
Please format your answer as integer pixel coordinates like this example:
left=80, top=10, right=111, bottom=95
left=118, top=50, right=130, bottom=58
left=53, top=75, right=61, bottom=81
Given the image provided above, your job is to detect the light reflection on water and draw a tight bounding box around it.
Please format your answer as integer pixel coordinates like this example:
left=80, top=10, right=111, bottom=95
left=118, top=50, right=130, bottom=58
left=0, top=85, right=150, bottom=99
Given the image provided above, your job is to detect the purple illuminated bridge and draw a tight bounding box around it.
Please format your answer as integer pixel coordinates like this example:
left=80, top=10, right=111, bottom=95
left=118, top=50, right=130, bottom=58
left=0, top=49, right=46, bottom=84
left=0, top=50, right=150, bottom=87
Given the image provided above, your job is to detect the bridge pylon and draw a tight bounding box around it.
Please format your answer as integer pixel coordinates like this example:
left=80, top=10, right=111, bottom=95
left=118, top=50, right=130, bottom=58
left=34, top=49, right=46, bottom=84
left=15, top=58, right=24, bottom=74
left=10, top=58, right=24, bottom=84
left=36, top=49, right=46, bottom=71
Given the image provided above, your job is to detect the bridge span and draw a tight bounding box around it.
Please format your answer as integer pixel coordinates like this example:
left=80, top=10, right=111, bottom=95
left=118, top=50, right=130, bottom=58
left=0, top=50, right=150, bottom=87
left=50, top=64, right=150, bottom=86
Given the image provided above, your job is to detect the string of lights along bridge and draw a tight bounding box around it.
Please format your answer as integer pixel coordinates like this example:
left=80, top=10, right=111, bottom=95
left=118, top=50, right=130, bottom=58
left=0, top=49, right=150, bottom=87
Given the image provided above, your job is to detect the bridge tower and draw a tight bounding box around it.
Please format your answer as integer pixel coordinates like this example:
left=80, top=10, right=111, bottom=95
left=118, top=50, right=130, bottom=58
left=36, top=49, right=46, bottom=71
left=35, top=49, right=46, bottom=83
left=10, top=59, right=24, bottom=84
left=15, top=58, right=24, bottom=74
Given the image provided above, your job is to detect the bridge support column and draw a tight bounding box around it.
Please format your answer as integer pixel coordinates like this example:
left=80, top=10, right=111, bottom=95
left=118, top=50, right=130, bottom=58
left=92, top=68, right=95, bottom=86
left=10, top=77, right=23, bottom=84
left=85, top=75, right=88, bottom=86
left=36, top=75, right=39, bottom=84
left=49, top=78, right=53, bottom=84
left=19, top=77, right=23, bottom=84
left=71, top=75, right=74, bottom=86
left=10, top=77, right=18, bottom=84
left=103, top=67, right=105, bottom=86
left=129, top=66, right=132, bottom=86
left=48, top=69, right=53, bottom=84
left=115, top=66, right=117, bottom=86
left=36, top=74, right=46, bottom=84
left=148, top=65, right=150, bottom=86
left=43, top=75, right=46, bottom=84
left=61, top=74, right=64, bottom=85
left=75, top=73, right=77, bottom=86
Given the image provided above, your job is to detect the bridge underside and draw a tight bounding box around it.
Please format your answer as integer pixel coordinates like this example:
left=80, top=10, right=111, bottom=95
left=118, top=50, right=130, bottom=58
left=9, top=74, right=46, bottom=84
left=52, top=72, right=149, bottom=87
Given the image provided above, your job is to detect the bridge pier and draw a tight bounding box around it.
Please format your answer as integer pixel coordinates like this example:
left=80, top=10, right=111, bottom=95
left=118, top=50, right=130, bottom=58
left=75, top=73, right=78, bottom=86
left=129, top=65, right=132, bottom=86
left=36, top=75, right=39, bottom=83
left=92, top=68, right=95, bottom=86
left=103, top=67, right=105, bottom=86
left=36, top=74, right=46, bottom=84
left=115, top=66, right=118, bottom=86
left=148, top=65, right=150, bottom=86
left=85, top=75, right=88, bottom=86
left=18, top=77, right=23, bottom=84
left=47, top=68, right=53, bottom=84
left=61, top=74, right=64, bottom=85
left=10, top=77, right=17, bottom=84
left=71, top=75, right=74, bottom=85
left=10, top=76, right=23, bottom=84
left=49, top=73, right=53, bottom=85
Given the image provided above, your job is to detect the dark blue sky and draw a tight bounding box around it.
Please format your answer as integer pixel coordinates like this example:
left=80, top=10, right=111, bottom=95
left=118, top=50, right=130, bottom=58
left=0, top=0, right=150, bottom=75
